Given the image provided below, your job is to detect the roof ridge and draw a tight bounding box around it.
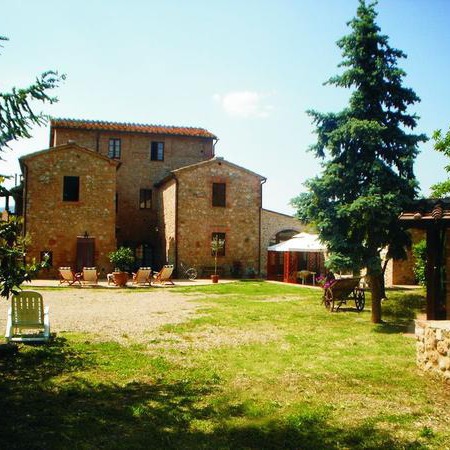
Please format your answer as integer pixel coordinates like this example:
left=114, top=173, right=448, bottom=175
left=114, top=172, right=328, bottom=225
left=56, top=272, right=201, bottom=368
left=50, top=117, right=217, bottom=138
left=52, top=117, right=210, bottom=130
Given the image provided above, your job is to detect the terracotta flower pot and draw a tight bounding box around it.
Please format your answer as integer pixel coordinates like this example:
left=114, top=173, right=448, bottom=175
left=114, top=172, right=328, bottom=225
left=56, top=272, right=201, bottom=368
left=113, top=271, right=129, bottom=287
left=211, top=274, right=219, bottom=283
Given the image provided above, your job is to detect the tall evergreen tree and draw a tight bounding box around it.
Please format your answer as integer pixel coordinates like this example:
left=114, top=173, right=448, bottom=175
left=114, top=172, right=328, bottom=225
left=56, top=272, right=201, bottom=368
left=293, top=0, right=426, bottom=323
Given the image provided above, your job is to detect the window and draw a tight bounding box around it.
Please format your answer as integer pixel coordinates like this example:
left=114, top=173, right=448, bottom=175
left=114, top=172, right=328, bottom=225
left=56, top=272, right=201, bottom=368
left=108, top=138, right=121, bottom=159
left=140, top=189, right=152, bottom=209
left=63, top=176, right=79, bottom=202
left=150, top=141, right=164, bottom=161
left=211, top=232, right=226, bottom=257
left=212, top=183, right=226, bottom=207
left=115, top=193, right=119, bottom=213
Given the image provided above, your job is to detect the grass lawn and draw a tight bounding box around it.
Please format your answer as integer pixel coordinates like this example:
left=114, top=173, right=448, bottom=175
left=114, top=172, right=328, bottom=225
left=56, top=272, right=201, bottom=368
left=0, top=281, right=449, bottom=449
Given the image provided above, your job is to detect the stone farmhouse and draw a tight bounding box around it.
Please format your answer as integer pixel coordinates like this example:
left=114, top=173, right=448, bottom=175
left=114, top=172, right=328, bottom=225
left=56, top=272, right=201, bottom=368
left=17, top=118, right=302, bottom=279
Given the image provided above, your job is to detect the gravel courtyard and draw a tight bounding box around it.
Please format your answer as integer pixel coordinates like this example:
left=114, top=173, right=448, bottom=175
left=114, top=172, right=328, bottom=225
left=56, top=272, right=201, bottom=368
left=0, top=282, right=210, bottom=344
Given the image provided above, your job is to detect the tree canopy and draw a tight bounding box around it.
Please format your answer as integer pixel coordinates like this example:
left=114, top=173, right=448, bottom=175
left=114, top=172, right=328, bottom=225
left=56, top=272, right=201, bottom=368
left=292, top=0, right=426, bottom=322
left=0, top=35, right=64, bottom=297
left=430, top=127, right=450, bottom=198
left=0, top=36, right=65, bottom=152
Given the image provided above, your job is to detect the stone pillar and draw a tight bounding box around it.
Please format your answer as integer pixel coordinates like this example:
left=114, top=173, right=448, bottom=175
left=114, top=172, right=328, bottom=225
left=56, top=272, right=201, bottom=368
left=415, top=320, right=450, bottom=381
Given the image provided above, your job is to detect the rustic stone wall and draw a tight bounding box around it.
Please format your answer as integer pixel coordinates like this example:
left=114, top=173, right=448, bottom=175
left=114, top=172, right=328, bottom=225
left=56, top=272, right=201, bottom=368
left=158, top=178, right=177, bottom=267
left=53, top=128, right=214, bottom=248
left=171, top=159, right=263, bottom=277
left=415, top=320, right=450, bottom=382
left=260, top=209, right=303, bottom=277
left=22, top=144, right=117, bottom=278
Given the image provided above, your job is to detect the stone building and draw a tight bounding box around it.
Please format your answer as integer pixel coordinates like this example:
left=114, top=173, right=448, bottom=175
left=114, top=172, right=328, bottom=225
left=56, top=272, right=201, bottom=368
left=49, top=119, right=217, bottom=266
left=157, top=157, right=265, bottom=277
left=19, top=143, right=119, bottom=276
left=17, top=118, right=302, bottom=278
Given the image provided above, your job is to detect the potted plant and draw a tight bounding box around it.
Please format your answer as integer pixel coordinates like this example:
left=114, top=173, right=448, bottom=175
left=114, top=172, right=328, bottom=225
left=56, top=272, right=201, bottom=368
left=108, top=247, right=134, bottom=287
left=211, top=236, right=225, bottom=283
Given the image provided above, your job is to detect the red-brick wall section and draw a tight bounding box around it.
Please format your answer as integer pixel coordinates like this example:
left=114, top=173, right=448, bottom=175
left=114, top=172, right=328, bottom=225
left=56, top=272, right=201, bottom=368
left=52, top=127, right=214, bottom=256
left=22, top=144, right=118, bottom=278
left=161, top=158, right=264, bottom=277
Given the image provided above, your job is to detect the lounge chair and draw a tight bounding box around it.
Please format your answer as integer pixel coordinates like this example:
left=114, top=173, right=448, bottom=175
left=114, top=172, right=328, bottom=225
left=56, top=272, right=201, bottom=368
left=81, top=267, right=99, bottom=285
left=152, top=265, right=175, bottom=285
left=58, top=267, right=81, bottom=285
left=132, top=267, right=152, bottom=286
left=5, top=291, right=51, bottom=343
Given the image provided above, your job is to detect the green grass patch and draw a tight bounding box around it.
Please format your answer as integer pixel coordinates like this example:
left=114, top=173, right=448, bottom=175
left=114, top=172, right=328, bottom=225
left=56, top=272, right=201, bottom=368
left=0, top=281, right=447, bottom=449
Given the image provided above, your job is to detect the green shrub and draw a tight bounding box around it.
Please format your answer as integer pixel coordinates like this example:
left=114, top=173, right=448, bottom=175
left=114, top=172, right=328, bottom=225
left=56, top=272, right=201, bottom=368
left=109, top=247, right=135, bottom=271
left=412, top=239, right=426, bottom=286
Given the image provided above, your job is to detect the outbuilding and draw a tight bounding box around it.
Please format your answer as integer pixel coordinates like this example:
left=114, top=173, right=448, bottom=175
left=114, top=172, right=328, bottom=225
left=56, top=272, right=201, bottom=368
left=267, top=232, right=327, bottom=284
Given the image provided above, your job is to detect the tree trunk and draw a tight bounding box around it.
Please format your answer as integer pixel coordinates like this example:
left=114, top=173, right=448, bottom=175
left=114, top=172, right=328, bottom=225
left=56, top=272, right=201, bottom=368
left=368, top=272, right=383, bottom=323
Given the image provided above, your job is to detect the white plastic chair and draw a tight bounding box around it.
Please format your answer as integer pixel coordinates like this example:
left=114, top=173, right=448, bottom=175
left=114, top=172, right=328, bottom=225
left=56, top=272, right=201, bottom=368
left=5, top=291, right=51, bottom=343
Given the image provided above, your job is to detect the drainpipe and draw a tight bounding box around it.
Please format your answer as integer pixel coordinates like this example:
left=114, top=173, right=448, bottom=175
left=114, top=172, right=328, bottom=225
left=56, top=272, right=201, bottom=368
left=174, top=176, right=179, bottom=276
left=22, top=163, right=28, bottom=239
left=212, top=138, right=219, bottom=158
left=258, top=177, right=267, bottom=276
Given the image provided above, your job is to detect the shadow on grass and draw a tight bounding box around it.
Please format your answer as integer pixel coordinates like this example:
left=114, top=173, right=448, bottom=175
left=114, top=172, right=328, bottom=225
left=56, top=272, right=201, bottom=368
left=373, top=321, right=410, bottom=334
left=372, top=293, right=426, bottom=335
left=0, top=339, right=427, bottom=450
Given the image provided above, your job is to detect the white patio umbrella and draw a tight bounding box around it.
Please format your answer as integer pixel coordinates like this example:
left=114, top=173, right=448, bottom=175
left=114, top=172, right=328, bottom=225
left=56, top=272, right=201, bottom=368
left=267, top=232, right=326, bottom=252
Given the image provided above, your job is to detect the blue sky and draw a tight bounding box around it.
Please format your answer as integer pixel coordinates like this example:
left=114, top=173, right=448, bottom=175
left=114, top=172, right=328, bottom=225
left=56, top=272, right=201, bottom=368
left=2, top=0, right=449, bottom=214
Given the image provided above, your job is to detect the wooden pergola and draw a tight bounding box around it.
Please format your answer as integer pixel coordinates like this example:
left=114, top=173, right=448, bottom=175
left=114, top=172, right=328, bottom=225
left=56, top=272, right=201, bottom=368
left=399, top=198, right=450, bottom=320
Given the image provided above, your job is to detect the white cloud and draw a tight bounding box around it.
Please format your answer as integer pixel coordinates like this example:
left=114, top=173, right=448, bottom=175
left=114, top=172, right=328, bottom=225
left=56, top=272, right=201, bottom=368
left=213, top=91, right=273, bottom=118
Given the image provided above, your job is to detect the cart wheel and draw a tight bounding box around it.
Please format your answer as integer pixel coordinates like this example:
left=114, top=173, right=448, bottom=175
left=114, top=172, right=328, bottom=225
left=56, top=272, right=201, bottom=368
left=324, top=288, right=334, bottom=311
left=354, top=288, right=365, bottom=312
left=186, top=268, right=197, bottom=281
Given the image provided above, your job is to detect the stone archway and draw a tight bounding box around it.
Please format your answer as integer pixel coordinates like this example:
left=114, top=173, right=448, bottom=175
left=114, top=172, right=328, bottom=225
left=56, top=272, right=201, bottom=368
left=270, top=229, right=299, bottom=246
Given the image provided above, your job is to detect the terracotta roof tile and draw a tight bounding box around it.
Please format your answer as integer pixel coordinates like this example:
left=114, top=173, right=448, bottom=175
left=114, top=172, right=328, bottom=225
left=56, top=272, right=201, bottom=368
left=399, top=198, right=450, bottom=224
left=50, top=118, right=217, bottom=139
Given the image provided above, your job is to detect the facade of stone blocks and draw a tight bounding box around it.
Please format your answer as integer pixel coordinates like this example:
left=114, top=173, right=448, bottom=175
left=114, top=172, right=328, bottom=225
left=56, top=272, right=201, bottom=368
left=17, top=118, right=303, bottom=278
left=158, top=158, right=265, bottom=277
left=157, top=178, right=177, bottom=266
left=415, top=320, right=450, bottom=381
left=48, top=119, right=217, bottom=268
left=20, top=143, right=118, bottom=277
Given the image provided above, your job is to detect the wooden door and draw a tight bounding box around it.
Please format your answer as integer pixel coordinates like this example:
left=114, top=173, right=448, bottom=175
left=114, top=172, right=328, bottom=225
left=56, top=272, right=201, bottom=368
left=76, top=237, right=95, bottom=272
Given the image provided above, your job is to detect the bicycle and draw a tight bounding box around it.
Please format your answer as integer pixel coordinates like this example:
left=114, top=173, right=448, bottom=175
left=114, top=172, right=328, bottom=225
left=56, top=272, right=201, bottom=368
left=180, top=261, right=197, bottom=280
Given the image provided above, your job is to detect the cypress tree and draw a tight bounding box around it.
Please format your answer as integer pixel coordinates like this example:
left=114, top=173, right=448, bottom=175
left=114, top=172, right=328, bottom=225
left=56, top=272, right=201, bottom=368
left=295, top=0, right=426, bottom=322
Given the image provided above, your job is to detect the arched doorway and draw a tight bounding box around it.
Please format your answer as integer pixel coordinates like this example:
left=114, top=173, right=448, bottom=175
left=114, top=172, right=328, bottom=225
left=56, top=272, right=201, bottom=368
left=269, top=229, right=298, bottom=246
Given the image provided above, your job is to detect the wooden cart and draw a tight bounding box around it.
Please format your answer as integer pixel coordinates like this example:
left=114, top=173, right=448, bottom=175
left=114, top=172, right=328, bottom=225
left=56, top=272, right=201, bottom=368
left=322, top=277, right=365, bottom=312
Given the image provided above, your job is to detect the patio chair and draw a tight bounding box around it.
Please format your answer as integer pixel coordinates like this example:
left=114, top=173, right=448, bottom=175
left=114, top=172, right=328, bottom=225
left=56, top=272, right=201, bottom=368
left=132, top=267, right=152, bottom=286
left=81, top=267, right=99, bottom=285
left=58, top=267, right=81, bottom=285
left=152, top=265, right=175, bottom=285
left=5, top=291, right=51, bottom=343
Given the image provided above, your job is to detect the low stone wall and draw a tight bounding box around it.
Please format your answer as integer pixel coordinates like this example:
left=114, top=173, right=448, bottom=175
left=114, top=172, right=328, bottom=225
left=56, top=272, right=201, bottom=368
left=415, top=320, right=450, bottom=381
